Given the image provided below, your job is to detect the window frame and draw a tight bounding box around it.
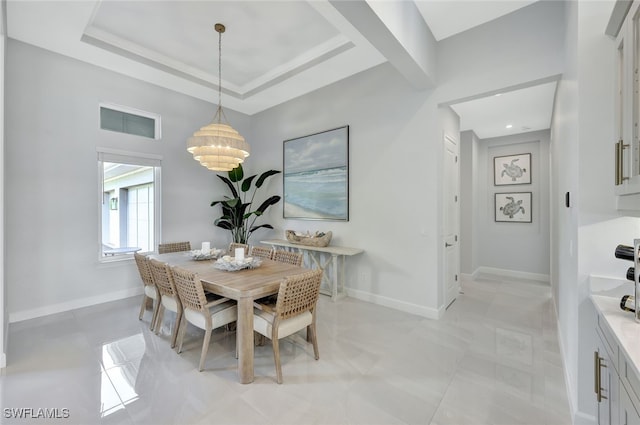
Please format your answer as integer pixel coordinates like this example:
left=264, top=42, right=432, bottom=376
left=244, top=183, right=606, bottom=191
left=99, top=102, right=162, bottom=140
left=97, top=148, right=162, bottom=262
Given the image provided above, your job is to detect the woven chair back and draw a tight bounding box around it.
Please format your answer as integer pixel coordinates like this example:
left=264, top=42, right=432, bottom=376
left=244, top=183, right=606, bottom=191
left=228, top=243, right=249, bottom=255
left=158, top=241, right=191, bottom=254
left=148, top=258, right=178, bottom=297
left=134, top=252, right=155, bottom=287
left=276, top=269, right=323, bottom=320
left=273, top=250, right=303, bottom=267
left=250, top=246, right=273, bottom=260
left=171, top=266, right=207, bottom=313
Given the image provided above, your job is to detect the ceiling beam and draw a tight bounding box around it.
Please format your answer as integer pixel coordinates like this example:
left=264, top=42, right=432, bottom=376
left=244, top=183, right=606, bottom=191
left=329, top=0, right=436, bottom=90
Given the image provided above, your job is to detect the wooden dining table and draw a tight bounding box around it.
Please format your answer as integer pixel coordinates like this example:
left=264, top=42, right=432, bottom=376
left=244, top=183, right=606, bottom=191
left=148, top=251, right=310, bottom=384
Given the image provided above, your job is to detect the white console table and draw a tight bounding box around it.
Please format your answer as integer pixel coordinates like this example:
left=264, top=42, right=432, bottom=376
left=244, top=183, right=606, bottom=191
left=260, top=239, right=363, bottom=301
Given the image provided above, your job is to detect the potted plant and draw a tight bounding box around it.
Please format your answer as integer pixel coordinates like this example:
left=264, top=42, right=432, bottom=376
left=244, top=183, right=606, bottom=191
left=211, top=164, right=281, bottom=244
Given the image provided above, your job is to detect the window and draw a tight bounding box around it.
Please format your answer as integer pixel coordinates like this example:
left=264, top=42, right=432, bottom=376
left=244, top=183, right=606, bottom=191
left=99, top=103, right=161, bottom=140
left=98, top=149, right=161, bottom=260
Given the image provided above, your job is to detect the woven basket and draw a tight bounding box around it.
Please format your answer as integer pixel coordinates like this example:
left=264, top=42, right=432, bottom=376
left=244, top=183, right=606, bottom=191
left=285, top=230, right=332, bottom=247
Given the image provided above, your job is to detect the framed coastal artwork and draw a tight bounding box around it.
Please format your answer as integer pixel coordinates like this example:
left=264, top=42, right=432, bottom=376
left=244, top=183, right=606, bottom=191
left=494, top=153, right=531, bottom=186
left=283, top=126, right=349, bottom=221
left=495, top=192, right=532, bottom=223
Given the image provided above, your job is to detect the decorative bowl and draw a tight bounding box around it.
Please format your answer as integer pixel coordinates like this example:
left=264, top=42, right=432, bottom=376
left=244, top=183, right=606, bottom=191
left=190, top=248, right=224, bottom=261
left=285, top=230, right=332, bottom=247
left=213, top=256, right=262, bottom=271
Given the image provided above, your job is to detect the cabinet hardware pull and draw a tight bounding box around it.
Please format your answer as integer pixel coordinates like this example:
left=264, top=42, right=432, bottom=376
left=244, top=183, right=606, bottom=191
left=616, top=140, right=630, bottom=185
left=594, top=351, right=608, bottom=402
left=595, top=351, right=600, bottom=395
left=616, top=141, right=621, bottom=185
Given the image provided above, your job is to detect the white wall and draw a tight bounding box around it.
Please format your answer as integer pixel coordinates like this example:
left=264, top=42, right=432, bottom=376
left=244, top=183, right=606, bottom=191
left=250, top=62, right=444, bottom=318
left=460, top=130, right=479, bottom=275
left=436, top=1, right=566, bottom=103
left=4, top=40, right=251, bottom=321
left=0, top=6, right=6, bottom=368
left=474, top=130, right=551, bottom=279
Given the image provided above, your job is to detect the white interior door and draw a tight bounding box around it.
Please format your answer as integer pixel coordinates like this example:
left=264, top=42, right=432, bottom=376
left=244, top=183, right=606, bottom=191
left=443, top=134, right=460, bottom=308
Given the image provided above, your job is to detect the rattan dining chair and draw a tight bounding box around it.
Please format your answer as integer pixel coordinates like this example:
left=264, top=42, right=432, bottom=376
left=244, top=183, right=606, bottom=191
left=134, top=252, right=160, bottom=330
left=273, top=250, right=303, bottom=267
left=148, top=258, right=183, bottom=349
left=158, top=241, right=191, bottom=254
left=228, top=242, right=249, bottom=256
left=171, top=266, right=238, bottom=371
left=253, top=269, right=323, bottom=384
left=250, top=245, right=273, bottom=261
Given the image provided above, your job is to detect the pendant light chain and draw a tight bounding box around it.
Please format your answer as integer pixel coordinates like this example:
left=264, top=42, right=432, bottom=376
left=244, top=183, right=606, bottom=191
left=218, top=27, right=222, bottom=120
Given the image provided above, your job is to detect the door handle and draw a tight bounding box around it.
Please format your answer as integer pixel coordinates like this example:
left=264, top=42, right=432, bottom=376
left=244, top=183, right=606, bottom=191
left=445, top=242, right=453, bottom=247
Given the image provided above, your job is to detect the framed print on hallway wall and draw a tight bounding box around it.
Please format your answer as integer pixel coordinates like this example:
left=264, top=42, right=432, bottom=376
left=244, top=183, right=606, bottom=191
left=495, top=192, right=532, bottom=223
left=283, top=126, right=349, bottom=221
left=494, top=153, right=531, bottom=186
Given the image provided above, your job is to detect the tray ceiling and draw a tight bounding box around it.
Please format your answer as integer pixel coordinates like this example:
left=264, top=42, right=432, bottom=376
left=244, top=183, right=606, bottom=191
left=6, top=0, right=547, bottom=135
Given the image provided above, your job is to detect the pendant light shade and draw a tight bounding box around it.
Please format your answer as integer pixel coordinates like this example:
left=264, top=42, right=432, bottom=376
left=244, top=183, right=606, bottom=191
left=187, top=23, right=249, bottom=171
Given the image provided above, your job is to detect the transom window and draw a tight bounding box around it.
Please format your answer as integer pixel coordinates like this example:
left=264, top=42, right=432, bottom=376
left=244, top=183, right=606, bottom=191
left=99, top=103, right=162, bottom=140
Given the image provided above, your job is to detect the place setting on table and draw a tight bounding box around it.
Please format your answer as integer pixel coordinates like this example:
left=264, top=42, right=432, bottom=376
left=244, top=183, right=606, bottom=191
left=188, top=242, right=224, bottom=261
left=187, top=242, right=262, bottom=271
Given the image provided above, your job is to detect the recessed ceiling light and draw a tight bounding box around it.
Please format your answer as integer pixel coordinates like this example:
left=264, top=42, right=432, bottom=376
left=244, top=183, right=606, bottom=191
left=505, top=124, right=513, bottom=129
left=495, top=93, right=502, bottom=97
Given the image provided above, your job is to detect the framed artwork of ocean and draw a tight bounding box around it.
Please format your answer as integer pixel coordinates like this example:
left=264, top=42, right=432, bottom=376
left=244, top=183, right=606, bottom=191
left=283, top=126, right=349, bottom=221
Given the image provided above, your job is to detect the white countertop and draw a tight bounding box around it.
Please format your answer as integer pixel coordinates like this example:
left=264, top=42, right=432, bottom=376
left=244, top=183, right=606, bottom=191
left=591, top=276, right=640, bottom=379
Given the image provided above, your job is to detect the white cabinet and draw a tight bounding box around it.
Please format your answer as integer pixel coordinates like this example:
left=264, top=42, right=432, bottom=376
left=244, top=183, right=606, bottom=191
left=594, top=307, right=640, bottom=425
left=614, top=1, right=640, bottom=197
left=621, top=355, right=640, bottom=424
left=596, top=314, right=620, bottom=425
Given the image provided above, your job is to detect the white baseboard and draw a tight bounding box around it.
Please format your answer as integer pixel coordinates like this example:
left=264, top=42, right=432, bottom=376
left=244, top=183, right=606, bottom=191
left=346, top=288, right=443, bottom=319
left=9, top=287, right=143, bottom=323
left=574, top=411, right=596, bottom=425
left=473, top=266, right=550, bottom=283
left=552, top=296, right=596, bottom=425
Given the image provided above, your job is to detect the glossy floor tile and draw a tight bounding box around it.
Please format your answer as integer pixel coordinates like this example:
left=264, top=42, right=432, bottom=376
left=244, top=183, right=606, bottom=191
left=0, top=276, right=572, bottom=425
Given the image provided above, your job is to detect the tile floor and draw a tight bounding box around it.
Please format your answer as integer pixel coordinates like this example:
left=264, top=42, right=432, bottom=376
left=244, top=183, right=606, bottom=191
left=0, top=275, right=572, bottom=425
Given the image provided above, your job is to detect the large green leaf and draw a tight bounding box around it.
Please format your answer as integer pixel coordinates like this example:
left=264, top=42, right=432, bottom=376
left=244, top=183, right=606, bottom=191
left=222, top=198, right=241, bottom=208
left=255, top=195, right=281, bottom=214
left=248, top=224, right=274, bottom=234
left=217, top=175, right=239, bottom=198
left=241, top=175, right=257, bottom=192
left=214, top=219, right=234, bottom=230
left=255, top=170, right=281, bottom=188
left=228, top=164, right=244, bottom=182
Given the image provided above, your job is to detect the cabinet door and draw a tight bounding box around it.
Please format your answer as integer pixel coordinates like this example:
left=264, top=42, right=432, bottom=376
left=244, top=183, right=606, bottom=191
left=621, top=385, right=640, bottom=425
left=597, top=348, right=613, bottom=425
left=614, top=1, right=640, bottom=196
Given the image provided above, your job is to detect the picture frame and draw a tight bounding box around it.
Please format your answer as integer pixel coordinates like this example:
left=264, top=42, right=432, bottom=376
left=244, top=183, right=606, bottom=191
left=494, top=153, right=531, bottom=186
left=283, top=126, right=349, bottom=221
left=495, top=192, right=532, bottom=223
